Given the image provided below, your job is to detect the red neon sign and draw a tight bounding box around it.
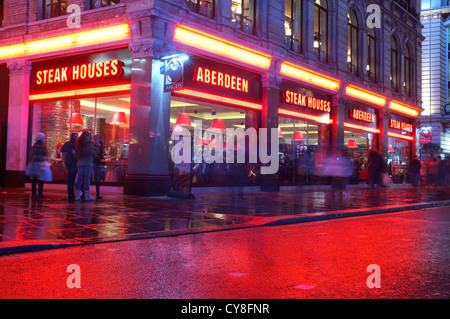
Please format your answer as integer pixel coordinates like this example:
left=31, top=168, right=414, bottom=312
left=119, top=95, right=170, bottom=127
left=349, top=109, right=375, bottom=123
left=343, top=122, right=380, bottom=134
left=35, top=59, right=124, bottom=85
left=388, top=132, right=414, bottom=141
left=281, top=91, right=331, bottom=113
left=193, top=66, right=249, bottom=93
left=389, top=119, right=413, bottom=133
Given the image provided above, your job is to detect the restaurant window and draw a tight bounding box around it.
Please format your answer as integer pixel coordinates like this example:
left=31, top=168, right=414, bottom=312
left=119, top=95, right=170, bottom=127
left=285, top=0, right=302, bottom=52
left=391, top=36, right=399, bottom=92
left=344, top=130, right=375, bottom=184
left=185, top=0, right=214, bottom=18
left=367, top=27, right=376, bottom=83
left=314, top=0, right=328, bottom=63
left=170, top=97, right=260, bottom=188
left=30, top=94, right=130, bottom=185
left=347, top=9, right=358, bottom=76
left=89, top=0, right=120, bottom=9
left=387, top=137, right=409, bottom=183
left=404, top=44, right=411, bottom=97
left=43, top=0, right=69, bottom=19
left=232, top=0, right=255, bottom=34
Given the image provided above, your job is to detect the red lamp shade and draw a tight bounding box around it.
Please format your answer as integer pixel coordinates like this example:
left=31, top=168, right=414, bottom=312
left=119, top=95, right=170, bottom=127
left=111, top=112, right=128, bottom=125
left=292, top=131, right=304, bottom=141
left=175, top=113, right=191, bottom=126
left=211, top=118, right=226, bottom=130
left=210, top=139, right=220, bottom=148
left=278, top=127, right=283, bottom=138
left=68, top=113, right=84, bottom=127
left=388, top=144, right=394, bottom=152
left=197, top=138, right=211, bottom=146
left=347, top=139, right=358, bottom=148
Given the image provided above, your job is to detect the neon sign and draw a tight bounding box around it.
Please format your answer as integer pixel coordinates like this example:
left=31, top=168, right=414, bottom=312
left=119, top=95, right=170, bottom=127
left=193, top=66, right=249, bottom=93
left=35, top=59, right=124, bottom=85
left=281, top=90, right=331, bottom=113
left=349, top=109, right=375, bottom=123
left=389, top=119, right=413, bottom=133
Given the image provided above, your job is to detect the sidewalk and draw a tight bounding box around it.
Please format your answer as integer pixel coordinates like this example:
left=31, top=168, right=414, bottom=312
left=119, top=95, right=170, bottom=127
left=0, top=185, right=449, bottom=255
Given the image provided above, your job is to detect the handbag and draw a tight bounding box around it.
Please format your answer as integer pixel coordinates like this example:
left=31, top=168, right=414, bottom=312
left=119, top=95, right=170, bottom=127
left=38, top=161, right=53, bottom=182
left=25, top=162, right=40, bottom=177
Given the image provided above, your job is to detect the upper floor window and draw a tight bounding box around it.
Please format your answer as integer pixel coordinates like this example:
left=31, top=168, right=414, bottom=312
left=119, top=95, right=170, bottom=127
left=43, top=0, right=69, bottom=19
left=90, top=0, right=120, bottom=9
left=314, top=0, right=328, bottom=63
left=391, top=36, right=399, bottom=92
left=347, top=9, right=358, bottom=76
left=232, top=0, right=255, bottom=34
left=185, top=0, right=214, bottom=18
left=285, top=0, right=302, bottom=52
left=367, top=27, right=376, bottom=83
left=404, top=45, right=411, bottom=97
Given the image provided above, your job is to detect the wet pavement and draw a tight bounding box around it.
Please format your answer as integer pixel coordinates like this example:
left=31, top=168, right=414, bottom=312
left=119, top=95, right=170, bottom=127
left=0, top=185, right=449, bottom=254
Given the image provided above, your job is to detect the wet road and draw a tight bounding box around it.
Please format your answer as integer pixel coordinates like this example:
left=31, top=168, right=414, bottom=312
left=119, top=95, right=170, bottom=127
left=0, top=206, right=448, bottom=299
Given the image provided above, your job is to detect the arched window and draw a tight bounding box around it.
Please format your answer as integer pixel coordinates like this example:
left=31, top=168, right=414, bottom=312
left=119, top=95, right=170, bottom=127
left=347, top=9, right=358, bottom=76
left=285, top=0, right=302, bottom=52
left=404, top=45, right=411, bottom=97
left=391, top=36, right=399, bottom=92
left=367, top=27, right=376, bottom=83
left=314, top=0, right=328, bottom=63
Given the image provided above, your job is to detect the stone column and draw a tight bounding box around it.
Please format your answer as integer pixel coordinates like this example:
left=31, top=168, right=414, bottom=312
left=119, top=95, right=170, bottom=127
left=378, top=107, right=389, bottom=160
left=124, top=40, right=173, bottom=196
left=5, top=60, right=32, bottom=187
left=260, top=73, right=281, bottom=192
left=331, top=92, right=345, bottom=153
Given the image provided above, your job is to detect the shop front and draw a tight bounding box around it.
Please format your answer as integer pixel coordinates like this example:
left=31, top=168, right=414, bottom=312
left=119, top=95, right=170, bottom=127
left=169, top=55, right=263, bottom=189
left=343, top=102, right=380, bottom=183
left=28, top=48, right=132, bottom=186
left=386, top=115, right=414, bottom=183
left=277, top=81, right=332, bottom=185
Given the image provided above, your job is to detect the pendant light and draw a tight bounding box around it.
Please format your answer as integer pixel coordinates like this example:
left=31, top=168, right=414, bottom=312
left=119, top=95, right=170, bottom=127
left=68, top=113, right=84, bottom=127
left=110, top=111, right=128, bottom=125
left=175, top=112, right=191, bottom=127
left=210, top=118, right=226, bottom=131
left=292, top=131, right=304, bottom=141
left=347, top=139, right=358, bottom=148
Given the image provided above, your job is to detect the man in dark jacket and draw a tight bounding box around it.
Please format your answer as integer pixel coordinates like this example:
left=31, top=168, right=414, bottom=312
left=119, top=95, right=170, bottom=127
left=409, top=156, right=421, bottom=187
left=61, top=132, right=78, bottom=200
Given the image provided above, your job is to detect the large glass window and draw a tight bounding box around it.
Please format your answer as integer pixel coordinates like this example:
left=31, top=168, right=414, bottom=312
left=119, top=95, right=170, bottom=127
left=285, top=0, right=302, bottom=52
left=170, top=97, right=260, bottom=187
left=314, top=0, right=328, bottom=63
left=278, top=117, right=325, bottom=185
left=231, top=0, right=255, bottom=34
left=391, top=36, right=399, bottom=92
left=347, top=9, right=358, bottom=76
left=43, top=0, right=69, bottom=19
left=404, top=45, right=411, bottom=97
left=387, top=137, right=409, bottom=183
left=344, top=129, right=375, bottom=184
left=185, top=0, right=214, bottom=18
left=31, top=94, right=130, bottom=185
left=367, top=27, right=376, bottom=83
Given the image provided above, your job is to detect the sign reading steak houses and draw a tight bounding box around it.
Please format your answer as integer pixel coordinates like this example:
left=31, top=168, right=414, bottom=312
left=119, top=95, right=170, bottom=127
left=389, top=119, right=413, bottom=133
left=281, top=90, right=331, bottom=113
left=35, top=59, right=124, bottom=85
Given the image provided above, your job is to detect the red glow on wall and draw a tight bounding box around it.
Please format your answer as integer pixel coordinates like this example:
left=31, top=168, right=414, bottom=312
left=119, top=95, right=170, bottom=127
left=343, top=122, right=380, bottom=134
left=173, top=89, right=262, bottom=111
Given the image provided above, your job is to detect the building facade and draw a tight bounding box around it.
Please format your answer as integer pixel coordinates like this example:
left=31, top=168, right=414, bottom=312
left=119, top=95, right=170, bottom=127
left=420, top=0, right=450, bottom=158
left=0, top=0, right=423, bottom=195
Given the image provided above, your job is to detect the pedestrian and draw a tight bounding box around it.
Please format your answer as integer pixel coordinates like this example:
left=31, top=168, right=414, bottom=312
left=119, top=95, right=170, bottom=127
left=368, top=150, right=383, bottom=191
left=92, top=135, right=105, bottom=201
left=61, top=132, right=78, bottom=200
left=28, top=133, right=48, bottom=199
left=75, top=131, right=95, bottom=201
left=409, top=156, right=421, bottom=187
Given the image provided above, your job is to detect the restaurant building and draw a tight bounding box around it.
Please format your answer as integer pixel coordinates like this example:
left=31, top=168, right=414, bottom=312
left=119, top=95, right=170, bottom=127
left=0, top=0, right=423, bottom=195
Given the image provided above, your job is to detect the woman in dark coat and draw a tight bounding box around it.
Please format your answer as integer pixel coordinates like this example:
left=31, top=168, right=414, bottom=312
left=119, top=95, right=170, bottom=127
left=92, top=135, right=105, bottom=201
left=30, top=133, right=47, bottom=199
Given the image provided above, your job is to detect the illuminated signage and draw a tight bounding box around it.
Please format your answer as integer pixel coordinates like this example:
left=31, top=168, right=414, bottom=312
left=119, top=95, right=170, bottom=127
left=349, top=109, right=375, bottom=123
left=281, top=90, right=331, bottom=113
left=389, top=119, right=413, bottom=133
left=164, top=56, right=185, bottom=92
left=35, top=59, right=123, bottom=85
left=194, top=66, right=249, bottom=93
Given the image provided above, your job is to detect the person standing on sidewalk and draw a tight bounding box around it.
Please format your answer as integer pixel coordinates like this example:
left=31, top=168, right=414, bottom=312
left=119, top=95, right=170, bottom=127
left=61, top=132, right=78, bottom=201
left=409, top=156, right=421, bottom=187
left=92, top=135, right=105, bottom=201
left=28, top=133, right=48, bottom=199
left=75, top=131, right=95, bottom=201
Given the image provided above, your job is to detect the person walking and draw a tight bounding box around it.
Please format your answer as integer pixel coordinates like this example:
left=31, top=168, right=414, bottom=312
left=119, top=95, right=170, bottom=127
left=409, top=156, right=421, bottom=187
left=368, top=150, right=383, bottom=191
left=29, top=133, right=48, bottom=199
left=92, top=135, right=105, bottom=201
left=61, top=132, right=78, bottom=200
left=75, top=131, right=95, bottom=201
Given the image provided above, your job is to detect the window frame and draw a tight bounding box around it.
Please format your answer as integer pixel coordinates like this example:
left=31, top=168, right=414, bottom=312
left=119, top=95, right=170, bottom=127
left=367, top=27, right=376, bottom=83
left=285, top=0, right=302, bottom=53
left=184, top=0, right=215, bottom=19
left=347, top=10, right=358, bottom=76
left=391, top=36, right=399, bottom=92
left=42, top=0, right=70, bottom=19
left=231, top=0, right=256, bottom=34
left=313, top=0, right=328, bottom=64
